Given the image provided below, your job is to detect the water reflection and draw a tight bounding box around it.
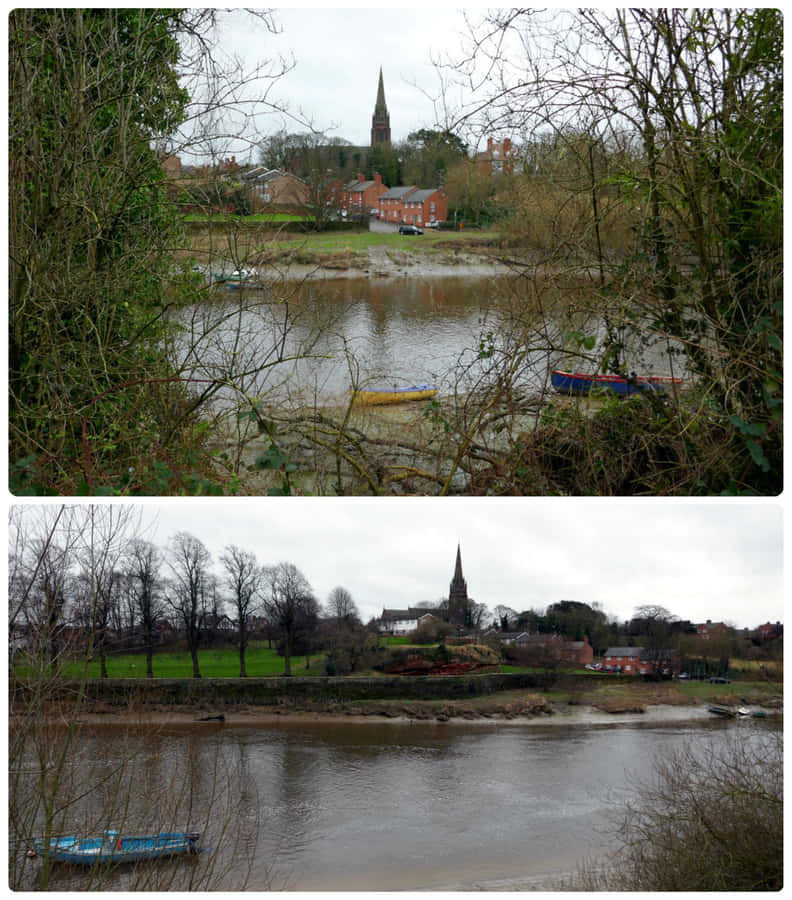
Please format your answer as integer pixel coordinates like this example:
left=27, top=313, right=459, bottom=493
left=177, top=274, right=681, bottom=408
left=17, top=717, right=773, bottom=891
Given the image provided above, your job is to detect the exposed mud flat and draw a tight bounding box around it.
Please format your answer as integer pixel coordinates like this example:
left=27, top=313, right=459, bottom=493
left=56, top=700, right=729, bottom=731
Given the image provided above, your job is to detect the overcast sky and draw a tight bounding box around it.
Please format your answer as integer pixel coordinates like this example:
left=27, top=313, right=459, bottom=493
left=188, top=7, right=489, bottom=161
left=124, top=499, right=783, bottom=631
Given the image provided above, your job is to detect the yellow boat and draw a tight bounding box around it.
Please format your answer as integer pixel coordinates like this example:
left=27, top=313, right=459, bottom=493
left=351, top=384, right=438, bottom=406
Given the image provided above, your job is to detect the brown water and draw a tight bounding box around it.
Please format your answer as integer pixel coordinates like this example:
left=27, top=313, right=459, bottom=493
left=15, top=715, right=775, bottom=891
left=176, top=274, right=682, bottom=408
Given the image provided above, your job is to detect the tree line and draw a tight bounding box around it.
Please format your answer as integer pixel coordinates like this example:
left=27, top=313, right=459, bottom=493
left=9, top=505, right=372, bottom=679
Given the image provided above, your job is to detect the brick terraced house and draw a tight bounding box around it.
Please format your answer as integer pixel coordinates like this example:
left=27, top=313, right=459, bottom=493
left=341, top=172, right=387, bottom=216
left=602, top=646, right=678, bottom=676
left=377, top=186, right=448, bottom=226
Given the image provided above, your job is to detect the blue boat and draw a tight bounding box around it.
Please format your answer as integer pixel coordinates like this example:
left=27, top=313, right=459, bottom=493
left=29, top=830, right=200, bottom=865
left=551, top=369, right=683, bottom=396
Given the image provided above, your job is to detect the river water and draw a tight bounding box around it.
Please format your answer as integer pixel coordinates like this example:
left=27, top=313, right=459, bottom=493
left=18, top=713, right=777, bottom=892
left=177, top=274, right=682, bottom=408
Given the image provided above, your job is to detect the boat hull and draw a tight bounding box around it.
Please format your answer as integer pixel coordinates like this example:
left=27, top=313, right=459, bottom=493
left=30, top=831, right=200, bottom=865
left=551, top=370, right=682, bottom=396
left=351, top=385, right=438, bottom=406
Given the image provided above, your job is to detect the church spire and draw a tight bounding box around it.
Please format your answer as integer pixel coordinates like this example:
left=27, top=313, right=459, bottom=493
left=370, top=67, right=391, bottom=145
left=448, top=543, right=469, bottom=626
left=453, top=543, right=464, bottom=582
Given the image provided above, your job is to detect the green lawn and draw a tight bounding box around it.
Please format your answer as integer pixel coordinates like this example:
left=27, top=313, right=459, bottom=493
left=15, top=643, right=326, bottom=679
left=183, top=212, right=309, bottom=223
left=267, top=228, right=500, bottom=255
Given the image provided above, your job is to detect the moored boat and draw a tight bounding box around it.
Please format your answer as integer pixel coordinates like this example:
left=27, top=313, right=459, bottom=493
left=28, top=830, right=200, bottom=865
left=551, top=370, right=683, bottom=396
left=214, top=268, right=253, bottom=286
left=707, top=704, right=736, bottom=717
left=351, top=384, right=438, bottom=405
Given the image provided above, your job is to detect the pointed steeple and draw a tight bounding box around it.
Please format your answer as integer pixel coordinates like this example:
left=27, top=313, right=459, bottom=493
left=370, top=67, right=391, bottom=146
left=448, top=543, right=469, bottom=626
left=375, top=67, right=387, bottom=115
left=453, top=543, right=464, bottom=582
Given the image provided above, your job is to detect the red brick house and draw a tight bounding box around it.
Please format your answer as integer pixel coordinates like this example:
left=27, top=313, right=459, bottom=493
left=474, top=137, right=514, bottom=175
left=696, top=619, right=728, bottom=640
left=562, top=636, right=594, bottom=666
left=378, top=185, right=416, bottom=222
left=399, top=188, right=448, bottom=226
left=489, top=632, right=593, bottom=667
left=758, top=621, right=783, bottom=641
left=377, top=186, right=448, bottom=226
left=341, top=172, right=387, bottom=215
left=603, top=646, right=678, bottom=676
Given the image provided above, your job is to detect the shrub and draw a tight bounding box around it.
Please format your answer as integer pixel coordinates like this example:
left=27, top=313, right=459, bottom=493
left=567, top=732, right=782, bottom=890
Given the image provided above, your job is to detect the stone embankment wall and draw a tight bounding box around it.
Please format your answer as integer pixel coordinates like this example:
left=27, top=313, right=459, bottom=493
left=14, top=672, right=567, bottom=707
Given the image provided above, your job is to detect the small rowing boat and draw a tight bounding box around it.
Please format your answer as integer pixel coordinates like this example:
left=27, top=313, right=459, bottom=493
left=551, top=370, right=683, bottom=396
left=351, top=384, right=438, bottom=405
left=28, top=830, right=200, bottom=865
left=214, top=268, right=252, bottom=286
left=707, top=704, right=735, bottom=717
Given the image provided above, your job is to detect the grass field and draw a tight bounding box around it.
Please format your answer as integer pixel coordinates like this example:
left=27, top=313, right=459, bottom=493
left=183, top=212, right=309, bottom=223
left=14, top=635, right=425, bottom=680
left=16, top=643, right=325, bottom=679
left=183, top=221, right=502, bottom=264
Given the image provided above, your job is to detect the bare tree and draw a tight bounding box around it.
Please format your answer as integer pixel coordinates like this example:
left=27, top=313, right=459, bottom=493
left=221, top=545, right=263, bottom=676
left=74, top=506, right=138, bottom=677
left=437, top=9, right=782, bottom=495
left=164, top=532, right=212, bottom=677
left=325, top=586, right=360, bottom=624
left=126, top=539, right=164, bottom=677
left=262, top=562, right=318, bottom=676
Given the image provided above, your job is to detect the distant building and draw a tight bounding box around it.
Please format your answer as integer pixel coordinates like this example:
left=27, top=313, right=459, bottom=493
left=379, top=608, right=436, bottom=635
left=398, top=187, right=448, bottom=227
left=603, top=646, right=678, bottom=676
left=758, top=621, right=783, bottom=641
left=696, top=619, right=728, bottom=640
left=474, top=137, right=514, bottom=176
left=448, top=544, right=470, bottom=626
left=160, top=155, right=181, bottom=180
left=377, top=185, right=448, bottom=225
left=340, top=172, right=387, bottom=215
left=242, top=167, right=308, bottom=208
left=370, top=67, right=391, bottom=145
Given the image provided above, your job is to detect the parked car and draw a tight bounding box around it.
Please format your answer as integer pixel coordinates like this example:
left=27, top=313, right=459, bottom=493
left=709, top=676, right=731, bottom=683
left=399, top=224, right=423, bottom=235
left=424, top=220, right=439, bottom=228
left=678, top=672, right=690, bottom=679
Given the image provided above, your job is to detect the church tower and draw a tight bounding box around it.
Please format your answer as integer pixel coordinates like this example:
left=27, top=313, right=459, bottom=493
left=370, top=67, right=391, bottom=145
left=448, top=543, right=469, bottom=626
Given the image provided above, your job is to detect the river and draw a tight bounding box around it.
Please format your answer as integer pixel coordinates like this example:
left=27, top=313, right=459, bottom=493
left=177, top=273, right=683, bottom=408
left=16, top=713, right=777, bottom=892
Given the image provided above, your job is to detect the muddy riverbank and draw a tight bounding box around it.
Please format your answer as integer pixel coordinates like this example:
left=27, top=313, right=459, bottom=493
left=65, top=701, right=721, bottom=730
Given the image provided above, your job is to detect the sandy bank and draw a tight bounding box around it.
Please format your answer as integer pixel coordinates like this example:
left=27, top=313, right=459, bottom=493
left=62, top=701, right=723, bottom=730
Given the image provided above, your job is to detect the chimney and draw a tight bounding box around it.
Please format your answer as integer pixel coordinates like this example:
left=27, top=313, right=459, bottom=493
left=503, top=138, right=511, bottom=154
left=487, top=137, right=493, bottom=152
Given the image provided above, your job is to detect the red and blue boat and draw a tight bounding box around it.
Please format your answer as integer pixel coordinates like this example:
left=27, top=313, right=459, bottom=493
left=28, top=830, right=201, bottom=865
left=551, top=370, right=682, bottom=396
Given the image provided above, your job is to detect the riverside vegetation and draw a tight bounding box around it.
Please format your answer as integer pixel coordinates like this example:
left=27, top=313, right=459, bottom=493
left=9, top=9, right=782, bottom=496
